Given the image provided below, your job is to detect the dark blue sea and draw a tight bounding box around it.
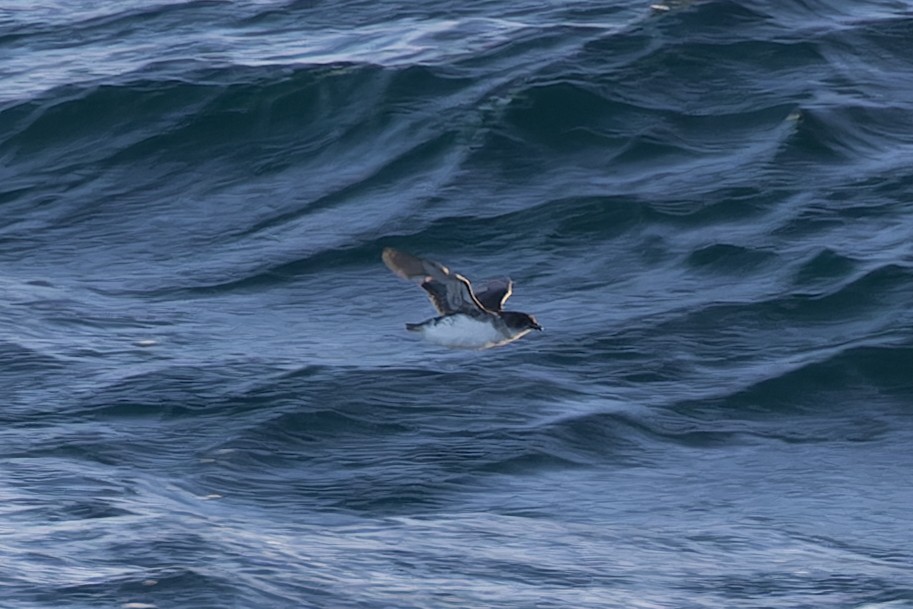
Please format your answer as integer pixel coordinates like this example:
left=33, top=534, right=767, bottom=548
left=3, top=1, right=913, bottom=607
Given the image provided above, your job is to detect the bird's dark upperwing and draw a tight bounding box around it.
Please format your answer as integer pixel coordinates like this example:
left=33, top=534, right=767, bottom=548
left=473, top=278, right=513, bottom=312
left=382, top=248, right=487, bottom=315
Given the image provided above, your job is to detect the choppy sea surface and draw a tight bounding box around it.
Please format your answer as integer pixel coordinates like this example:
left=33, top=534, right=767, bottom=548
left=3, top=1, right=913, bottom=607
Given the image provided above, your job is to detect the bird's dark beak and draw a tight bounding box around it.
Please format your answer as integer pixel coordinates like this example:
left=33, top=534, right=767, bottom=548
left=533, top=323, right=543, bottom=331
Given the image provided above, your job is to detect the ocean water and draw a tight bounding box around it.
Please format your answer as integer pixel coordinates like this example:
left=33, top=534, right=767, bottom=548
left=2, top=0, right=913, bottom=607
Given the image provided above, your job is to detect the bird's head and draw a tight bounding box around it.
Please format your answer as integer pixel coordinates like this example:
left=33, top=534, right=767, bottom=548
left=502, top=311, right=542, bottom=333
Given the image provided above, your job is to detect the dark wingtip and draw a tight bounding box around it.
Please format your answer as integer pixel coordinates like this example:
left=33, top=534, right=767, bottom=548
left=381, top=247, right=396, bottom=264
left=382, top=247, right=409, bottom=278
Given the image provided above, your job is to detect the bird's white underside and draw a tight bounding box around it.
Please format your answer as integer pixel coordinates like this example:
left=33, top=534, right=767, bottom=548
left=413, top=314, right=528, bottom=349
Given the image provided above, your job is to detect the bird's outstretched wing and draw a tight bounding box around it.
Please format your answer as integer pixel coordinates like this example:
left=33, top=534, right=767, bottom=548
left=473, top=278, right=513, bottom=312
left=382, top=248, right=487, bottom=315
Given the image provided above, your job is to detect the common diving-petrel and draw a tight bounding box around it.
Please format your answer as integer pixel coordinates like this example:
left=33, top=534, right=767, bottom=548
left=382, top=248, right=542, bottom=349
